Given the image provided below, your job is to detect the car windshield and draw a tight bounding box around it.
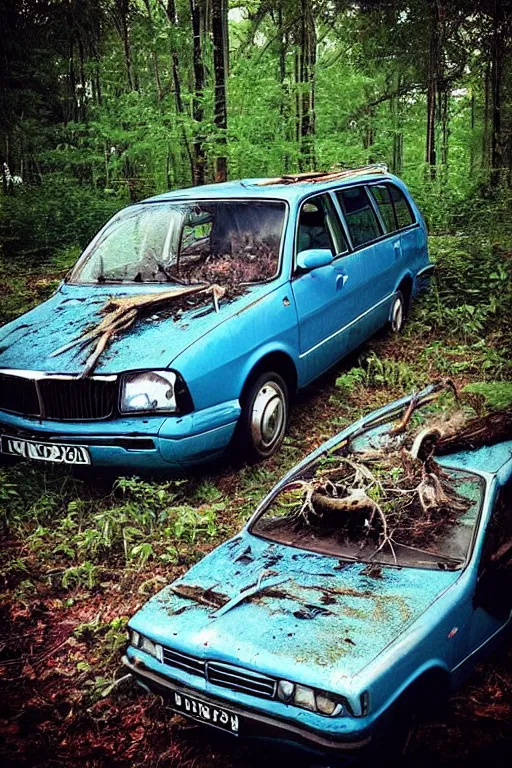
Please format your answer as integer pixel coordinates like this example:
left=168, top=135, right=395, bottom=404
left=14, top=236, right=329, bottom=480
left=70, top=200, right=286, bottom=284
left=251, top=455, right=485, bottom=570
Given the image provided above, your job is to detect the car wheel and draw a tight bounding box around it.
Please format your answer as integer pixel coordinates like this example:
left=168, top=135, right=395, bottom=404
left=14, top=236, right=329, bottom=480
left=238, top=372, right=289, bottom=461
left=366, top=707, right=417, bottom=766
left=390, top=291, right=405, bottom=333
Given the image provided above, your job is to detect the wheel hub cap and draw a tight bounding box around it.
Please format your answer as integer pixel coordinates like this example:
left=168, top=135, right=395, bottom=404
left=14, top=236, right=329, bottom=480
left=250, top=382, right=286, bottom=450
left=392, top=298, right=403, bottom=331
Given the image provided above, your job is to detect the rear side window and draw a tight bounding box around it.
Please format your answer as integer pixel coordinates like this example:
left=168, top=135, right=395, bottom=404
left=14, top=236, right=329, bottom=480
left=296, top=194, right=347, bottom=257
left=369, top=185, right=398, bottom=233
left=336, top=186, right=381, bottom=248
left=389, top=185, right=415, bottom=229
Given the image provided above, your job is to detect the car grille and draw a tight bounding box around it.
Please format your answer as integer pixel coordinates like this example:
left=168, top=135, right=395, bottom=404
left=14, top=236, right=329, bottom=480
left=162, top=647, right=276, bottom=700
left=162, top=647, right=205, bottom=677
left=207, top=662, right=276, bottom=698
left=0, top=372, right=117, bottom=421
left=0, top=372, right=40, bottom=417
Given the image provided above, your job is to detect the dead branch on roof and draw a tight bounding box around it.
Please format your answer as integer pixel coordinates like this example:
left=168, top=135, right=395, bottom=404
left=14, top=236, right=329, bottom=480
left=434, top=409, right=512, bottom=455
left=256, top=164, right=388, bottom=186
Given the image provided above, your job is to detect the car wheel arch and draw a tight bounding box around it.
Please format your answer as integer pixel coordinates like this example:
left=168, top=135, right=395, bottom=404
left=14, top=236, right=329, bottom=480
left=396, top=273, right=413, bottom=311
left=383, top=664, right=451, bottom=720
left=239, top=350, right=299, bottom=404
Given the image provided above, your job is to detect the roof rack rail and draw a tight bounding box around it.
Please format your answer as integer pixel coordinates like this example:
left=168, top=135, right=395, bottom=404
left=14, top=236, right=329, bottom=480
left=255, top=163, right=388, bottom=186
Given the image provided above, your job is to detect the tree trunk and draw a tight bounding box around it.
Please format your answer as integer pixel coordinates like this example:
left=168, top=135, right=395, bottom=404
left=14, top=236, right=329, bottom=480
left=165, top=0, right=194, bottom=184
left=425, top=4, right=440, bottom=177
left=212, top=0, right=228, bottom=181
left=113, top=0, right=136, bottom=92
left=482, top=61, right=491, bottom=168
left=490, top=0, right=505, bottom=186
left=440, top=88, right=449, bottom=168
left=142, top=0, right=163, bottom=101
left=298, top=0, right=316, bottom=171
left=470, top=90, right=476, bottom=174
left=391, top=76, right=403, bottom=175
left=189, top=0, right=206, bottom=185
left=277, top=4, right=290, bottom=171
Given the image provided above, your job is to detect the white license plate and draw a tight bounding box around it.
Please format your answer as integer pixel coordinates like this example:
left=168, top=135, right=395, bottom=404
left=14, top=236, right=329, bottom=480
left=170, top=691, right=239, bottom=735
left=1, top=435, right=91, bottom=465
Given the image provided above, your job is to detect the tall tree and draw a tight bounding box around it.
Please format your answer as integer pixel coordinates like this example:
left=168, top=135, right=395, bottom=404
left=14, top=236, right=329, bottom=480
left=212, top=0, right=228, bottom=181
left=189, top=0, right=206, bottom=184
left=297, top=0, right=317, bottom=170
left=165, top=0, right=194, bottom=183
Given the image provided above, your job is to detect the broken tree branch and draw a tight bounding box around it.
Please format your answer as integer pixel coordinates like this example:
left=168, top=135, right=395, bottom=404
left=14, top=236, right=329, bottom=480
left=50, top=283, right=225, bottom=377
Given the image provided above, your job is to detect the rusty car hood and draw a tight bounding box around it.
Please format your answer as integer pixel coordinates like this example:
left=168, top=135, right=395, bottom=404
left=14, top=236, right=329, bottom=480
left=129, top=533, right=459, bottom=689
left=0, top=282, right=273, bottom=375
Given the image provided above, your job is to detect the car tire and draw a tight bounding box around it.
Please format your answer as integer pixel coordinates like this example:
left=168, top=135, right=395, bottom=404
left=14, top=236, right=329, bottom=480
left=389, top=290, right=406, bottom=333
left=237, top=371, right=289, bottom=462
left=365, top=705, right=416, bottom=766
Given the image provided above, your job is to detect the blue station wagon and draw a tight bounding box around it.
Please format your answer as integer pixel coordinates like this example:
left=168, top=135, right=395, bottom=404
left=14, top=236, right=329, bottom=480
left=0, top=165, right=432, bottom=470
left=123, top=386, right=512, bottom=758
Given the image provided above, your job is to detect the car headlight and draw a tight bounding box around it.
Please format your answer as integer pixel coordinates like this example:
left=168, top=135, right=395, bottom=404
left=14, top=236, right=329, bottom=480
left=129, top=630, right=162, bottom=661
left=277, top=679, right=345, bottom=717
left=120, top=370, right=192, bottom=414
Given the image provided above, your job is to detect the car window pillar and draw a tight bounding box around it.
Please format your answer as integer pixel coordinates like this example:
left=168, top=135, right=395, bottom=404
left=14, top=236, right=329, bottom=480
left=328, top=190, right=354, bottom=253
left=365, top=184, right=388, bottom=235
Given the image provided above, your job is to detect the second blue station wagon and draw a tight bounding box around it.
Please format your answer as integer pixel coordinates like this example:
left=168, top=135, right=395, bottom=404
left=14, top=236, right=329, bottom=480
left=0, top=165, right=432, bottom=470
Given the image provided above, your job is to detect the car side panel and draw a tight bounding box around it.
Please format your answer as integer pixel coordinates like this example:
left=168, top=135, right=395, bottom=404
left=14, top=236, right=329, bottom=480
left=169, top=282, right=301, bottom=410
left=293, top=248, right=395, bottom=386
left=348, top=573, right=468, bottom=719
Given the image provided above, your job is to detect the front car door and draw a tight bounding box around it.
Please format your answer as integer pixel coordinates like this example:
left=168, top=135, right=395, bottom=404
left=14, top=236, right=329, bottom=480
left=291, top=193, right=353, bottom=383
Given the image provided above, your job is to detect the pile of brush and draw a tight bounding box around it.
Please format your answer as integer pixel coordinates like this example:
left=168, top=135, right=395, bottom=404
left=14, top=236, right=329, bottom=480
left=277, top=400, right=512, bottom=561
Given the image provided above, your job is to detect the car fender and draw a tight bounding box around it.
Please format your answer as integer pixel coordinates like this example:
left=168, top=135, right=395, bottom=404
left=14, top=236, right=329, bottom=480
left=169, top=282, right=300, bottom=412
left=390, top=269, right=415, bottom=315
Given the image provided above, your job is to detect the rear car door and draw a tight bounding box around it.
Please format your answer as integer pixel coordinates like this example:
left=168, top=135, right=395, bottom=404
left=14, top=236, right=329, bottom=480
left=368, top=182, right=423, bottom=281
left=329, top=185, right=393, bottom=350
left=366, top=183, right=404, bottom=292
left=291, top=193, right=353, bottom=381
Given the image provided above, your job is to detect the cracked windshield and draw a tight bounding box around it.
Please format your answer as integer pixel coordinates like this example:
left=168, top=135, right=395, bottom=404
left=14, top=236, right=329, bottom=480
left=71, top=200, right=286, bottom=285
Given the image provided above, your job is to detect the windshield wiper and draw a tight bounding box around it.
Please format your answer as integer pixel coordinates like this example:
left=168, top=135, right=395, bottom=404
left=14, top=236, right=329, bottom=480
left=382, top=542, right=464, bottom=569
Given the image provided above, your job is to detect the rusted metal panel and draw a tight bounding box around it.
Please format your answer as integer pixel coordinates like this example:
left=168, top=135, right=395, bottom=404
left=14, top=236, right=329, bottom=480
left=130, top=533, right=460, bottom=688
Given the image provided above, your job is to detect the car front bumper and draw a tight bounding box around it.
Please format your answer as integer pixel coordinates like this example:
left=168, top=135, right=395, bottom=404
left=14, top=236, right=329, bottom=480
left=0, top=399, right=241, bottom=470
left=121, top=655, right=372, bottom=756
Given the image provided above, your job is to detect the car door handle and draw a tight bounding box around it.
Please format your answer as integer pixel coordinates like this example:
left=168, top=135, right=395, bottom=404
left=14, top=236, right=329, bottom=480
left=336, top=274, right=348, bottom=290
left=394, top=240, right=401, bottom=258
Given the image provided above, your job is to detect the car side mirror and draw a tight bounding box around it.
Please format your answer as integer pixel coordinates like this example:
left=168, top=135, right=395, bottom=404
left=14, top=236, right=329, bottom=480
left=296, top=248, right=334, bottom=272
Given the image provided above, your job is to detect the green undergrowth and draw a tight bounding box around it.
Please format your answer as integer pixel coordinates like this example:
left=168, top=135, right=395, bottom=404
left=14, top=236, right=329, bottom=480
left=0, top=226, right=511, bottom=739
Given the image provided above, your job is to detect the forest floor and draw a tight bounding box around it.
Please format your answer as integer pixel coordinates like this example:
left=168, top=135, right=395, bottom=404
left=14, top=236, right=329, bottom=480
left=1, top=232, right=512, bottom=767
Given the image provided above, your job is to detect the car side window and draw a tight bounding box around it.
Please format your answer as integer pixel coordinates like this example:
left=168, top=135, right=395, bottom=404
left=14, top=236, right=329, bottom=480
left=296, top=194, right=347, bottom=258
left=336, top=186, right=381, bottom=248
left=369, top=184, right=398, bottom=233
left=388, top=184, right=415, bottom=229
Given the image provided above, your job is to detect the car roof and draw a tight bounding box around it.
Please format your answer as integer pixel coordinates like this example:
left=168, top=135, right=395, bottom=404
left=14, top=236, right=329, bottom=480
left=143, top=166, right=403, bottom=205
left=439, top=439, right=512, bottom=483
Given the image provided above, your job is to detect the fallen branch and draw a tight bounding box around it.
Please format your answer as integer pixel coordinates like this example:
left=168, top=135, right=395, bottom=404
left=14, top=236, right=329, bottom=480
left=50, top=283, right=225, bottom=377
